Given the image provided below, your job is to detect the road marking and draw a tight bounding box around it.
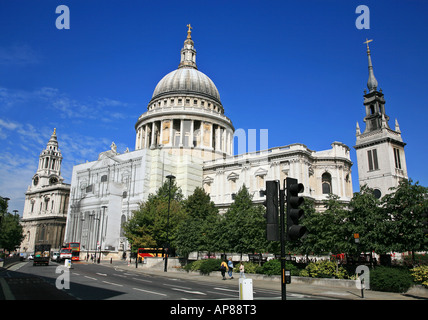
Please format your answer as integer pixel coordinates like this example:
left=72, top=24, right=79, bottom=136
left=132, top=287, right=167, bottom=296
left=0, top=278, right=15, bottom=300
left=132, top=277, right=152, bottom=283
left=163, top=283, right=192, bottom=290
left=214, top=287, right=237, bottom=293
left=288, top=293, right=307, bottom=299
left=171, top=287, right=206, bottom=295
left=84, top=276, right=97, bottom=281
left=323, top=291, right=351, bottom=296
left=96, top=273, right=107, bottom=276
left=7, top=262, right=26, bottom=271
left=114, top=274, right=127, bottom=278
left=102, top=281, right=123, bottom=287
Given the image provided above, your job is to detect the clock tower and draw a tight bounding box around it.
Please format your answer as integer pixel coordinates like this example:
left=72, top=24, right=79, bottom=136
left=354, top=40, right=408, bottom=199
left=20, top=129, right=71, bottom=253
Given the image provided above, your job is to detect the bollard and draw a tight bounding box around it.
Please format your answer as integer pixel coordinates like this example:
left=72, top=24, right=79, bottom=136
left=239, top=278, right=253, bottom=300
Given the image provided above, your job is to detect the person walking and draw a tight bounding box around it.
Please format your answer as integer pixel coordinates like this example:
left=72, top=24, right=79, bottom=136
left=220, top=259, right=228, bottom=280
left=227, top=257, right=234, bottom=279
left=239, top=261, right=246, bottom=279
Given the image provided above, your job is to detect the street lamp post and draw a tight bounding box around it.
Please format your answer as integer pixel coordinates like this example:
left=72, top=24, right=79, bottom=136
left=164, top=175, right=175, bottom=272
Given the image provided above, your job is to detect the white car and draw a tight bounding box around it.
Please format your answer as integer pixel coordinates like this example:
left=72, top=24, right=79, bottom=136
left=51, top=252, right=60, bottom=261
left=28, top=254, right=34, bottom=260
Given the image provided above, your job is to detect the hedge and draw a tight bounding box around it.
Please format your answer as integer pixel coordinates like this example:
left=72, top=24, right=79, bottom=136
left=370, top=266, right=414, bottom=293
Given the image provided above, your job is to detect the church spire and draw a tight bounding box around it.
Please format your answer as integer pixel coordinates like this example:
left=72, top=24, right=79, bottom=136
left=47, top=128, right=58, bottom=148
left=178, top=24, right=197, bottom=69
left=364, top=39, right=378, bottom=92
left=36, top=128, right=63, bottom=179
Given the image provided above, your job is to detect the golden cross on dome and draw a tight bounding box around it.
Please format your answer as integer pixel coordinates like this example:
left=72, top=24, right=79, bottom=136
left=364, top=38, right=373, bottom=50
left=187, top=24, right=192, bottom=38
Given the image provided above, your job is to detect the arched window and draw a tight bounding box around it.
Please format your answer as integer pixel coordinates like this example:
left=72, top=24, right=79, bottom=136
left=322, top=172, right=332, bottom=194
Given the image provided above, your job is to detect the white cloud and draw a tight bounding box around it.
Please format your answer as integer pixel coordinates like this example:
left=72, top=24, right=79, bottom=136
left=0, top=44, right=40, bottom=65
left=0, top=119, right=20, bottom=130
left=0, top=85, right=134, bottom=214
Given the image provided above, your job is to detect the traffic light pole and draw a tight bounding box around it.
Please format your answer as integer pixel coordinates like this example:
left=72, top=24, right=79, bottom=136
left=264, top=178, right=305, bottom=301
left=279, top=187, right=287, bottom=300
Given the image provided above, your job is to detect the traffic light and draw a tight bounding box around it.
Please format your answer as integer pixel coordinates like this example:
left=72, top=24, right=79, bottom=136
left=262, top=180, right=279, bottom=241
left=286, top=177, right=307, bottom=241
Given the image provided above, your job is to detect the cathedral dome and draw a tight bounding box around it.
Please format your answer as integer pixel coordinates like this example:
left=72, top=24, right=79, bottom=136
left=151, top=67, right=221, bottom=103
left=135, top=25, right=234, bottom=159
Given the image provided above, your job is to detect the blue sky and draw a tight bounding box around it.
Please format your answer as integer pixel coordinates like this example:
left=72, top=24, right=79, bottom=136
left=1, top=0, right=427, bottom=214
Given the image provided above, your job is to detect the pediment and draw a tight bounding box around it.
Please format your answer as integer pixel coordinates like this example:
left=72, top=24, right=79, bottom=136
left=227, top=172, right=239, bottom=181
left=203, top=176, right=214, bottom=185
left=254, top=167, right=268, bottom=177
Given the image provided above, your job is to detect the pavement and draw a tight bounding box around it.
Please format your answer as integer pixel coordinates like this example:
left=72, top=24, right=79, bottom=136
left=97, top=259, right=428, bottom=301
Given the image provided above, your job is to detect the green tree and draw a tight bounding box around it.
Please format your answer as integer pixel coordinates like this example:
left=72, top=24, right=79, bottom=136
left=381, top=179, right=428, bottom=260
left=0, top=198, right=24, bottom=253
left=175, top=187, right=219, bottom=258
left=123, top=180, right=186, bottom=252
left=224, top=185, right=267, bottom=257
left=347, top=185, right=389, bottom=255
left=301, top=194, right=348, bottom=255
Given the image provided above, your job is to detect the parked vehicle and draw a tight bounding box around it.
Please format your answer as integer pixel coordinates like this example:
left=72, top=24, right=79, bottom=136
left=33, top=244, right=51, bottom=266
left=51, top=252, right=60, bottom=261
left=59, top=248, right=72, bottom=262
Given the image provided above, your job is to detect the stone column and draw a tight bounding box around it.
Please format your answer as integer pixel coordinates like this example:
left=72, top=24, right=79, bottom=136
left=169, top=119, right=174, bottom=146
left=144, top=124, right=149, bottom=149
left=180, top=120, right=184, bottom=146
left=190, top=120, right=194, bottom=147
left=151, top=122, right=155, bottom=148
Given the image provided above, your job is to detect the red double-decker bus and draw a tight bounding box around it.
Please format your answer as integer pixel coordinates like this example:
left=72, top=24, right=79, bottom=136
left=137, top=248, right=163, bottom=262
left=63, top=242, right=80, bottom=261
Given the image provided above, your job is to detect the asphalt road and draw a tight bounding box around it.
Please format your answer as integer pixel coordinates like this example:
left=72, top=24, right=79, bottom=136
left=0, top=261, right=269, bottom=300
left=1, top=260, right=332, bottom=301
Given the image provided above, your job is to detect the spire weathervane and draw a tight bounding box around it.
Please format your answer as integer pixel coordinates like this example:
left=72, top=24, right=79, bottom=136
left=187, top=24, right=192, bottom=39
left=364, top=38, right=373, bottom=51
left=178, top=24, right=197, bottom=69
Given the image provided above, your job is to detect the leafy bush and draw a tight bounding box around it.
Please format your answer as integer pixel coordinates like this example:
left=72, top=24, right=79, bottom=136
left=299, top=260, right=348, bottom=279
left=410, top=265, right=428, bottom=287
left=233, top=261, right=259, bottom=274
left=184, top=259, right=223, bottom=275
left=184, top=260, right=204, bottom=272
left=370, top=266, right=414, bottom=293
left=256, top=259, right=300, bottom=276
left=199, top=259, right=222, bottom=275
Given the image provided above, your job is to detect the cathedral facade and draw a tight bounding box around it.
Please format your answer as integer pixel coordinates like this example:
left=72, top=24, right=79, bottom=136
left=63, top=27, right=353, bottom=259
